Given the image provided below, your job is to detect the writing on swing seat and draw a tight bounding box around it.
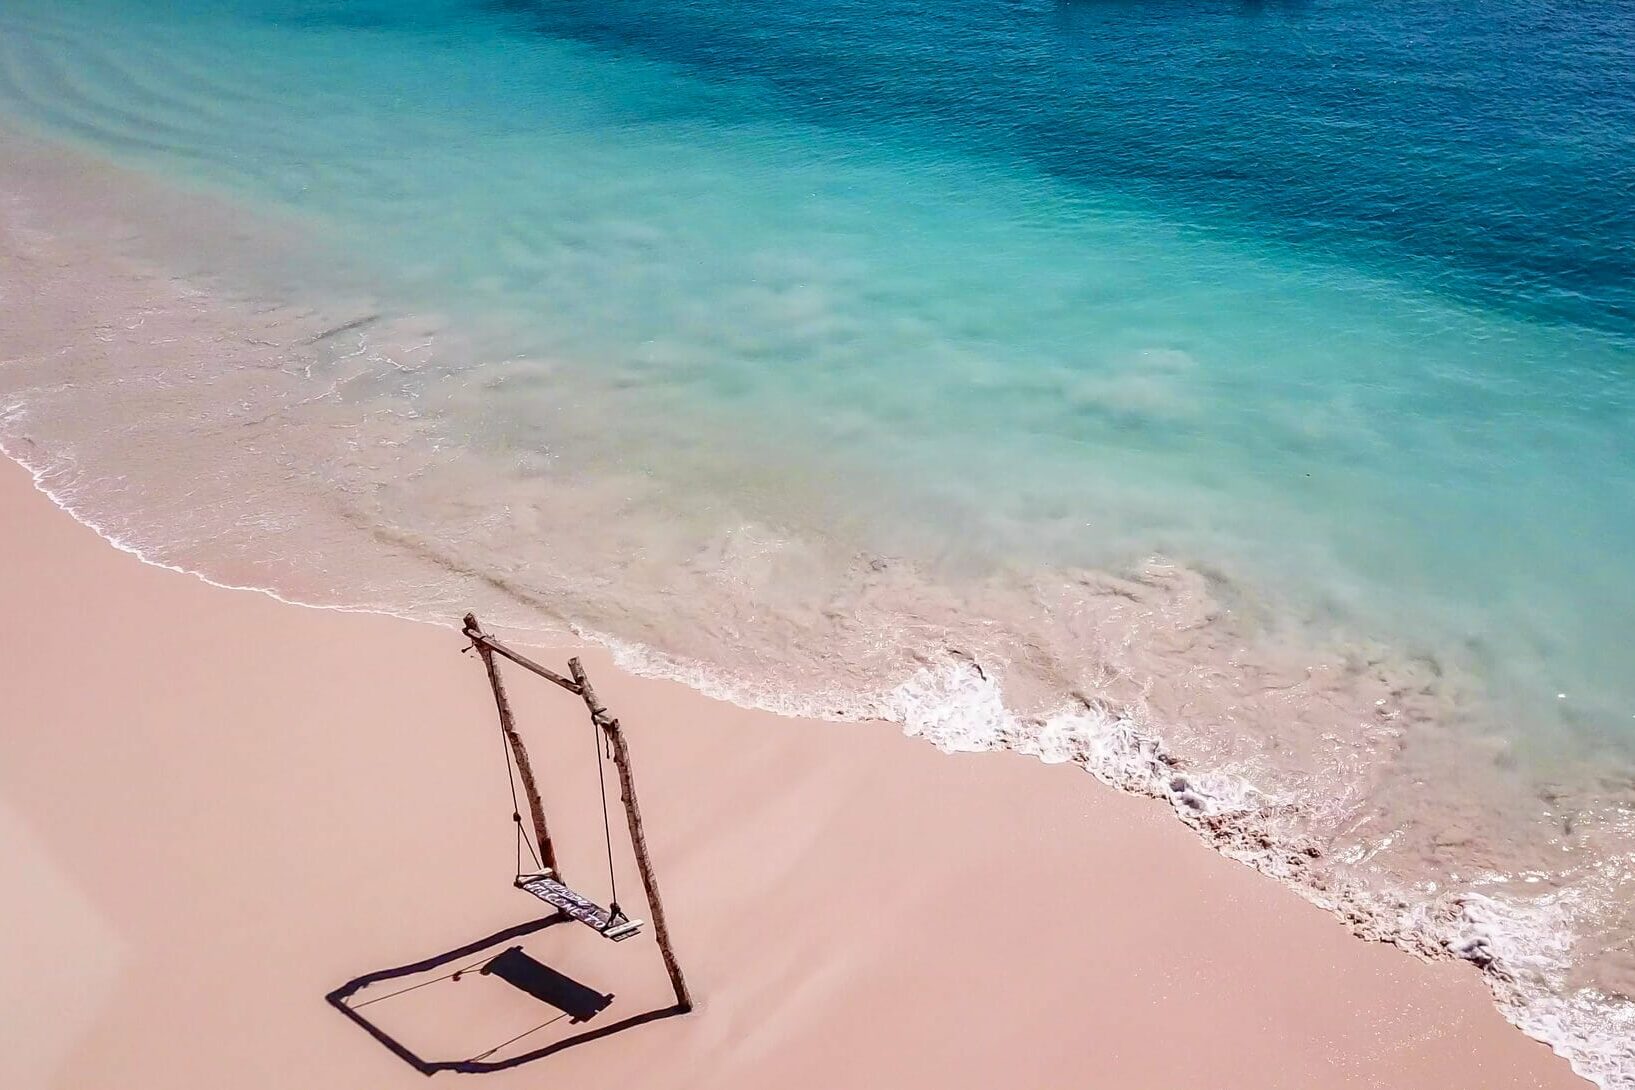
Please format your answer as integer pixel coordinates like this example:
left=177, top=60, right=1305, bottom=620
left=516, top=870, right=645, bottom=942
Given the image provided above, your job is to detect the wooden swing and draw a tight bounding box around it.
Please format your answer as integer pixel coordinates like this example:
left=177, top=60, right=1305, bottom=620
left=463, top=615, right=691, bottom=1008
left=514, top=872, right=643, bottom=942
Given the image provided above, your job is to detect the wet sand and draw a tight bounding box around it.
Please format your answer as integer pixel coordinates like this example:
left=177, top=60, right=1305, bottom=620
left=0, top=456, right=1587, bottom=1088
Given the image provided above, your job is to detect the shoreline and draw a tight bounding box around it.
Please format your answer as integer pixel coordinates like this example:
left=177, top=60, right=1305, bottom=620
left=0, top=119, right=1628, bottom=1084
left=0, top=451, right=1589, bottom=1087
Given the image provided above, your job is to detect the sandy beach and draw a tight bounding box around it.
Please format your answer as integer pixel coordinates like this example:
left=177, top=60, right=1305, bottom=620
left=5, top=0, right=1635, bottom=1080
left=0, top=454, right=1587, bottom=1088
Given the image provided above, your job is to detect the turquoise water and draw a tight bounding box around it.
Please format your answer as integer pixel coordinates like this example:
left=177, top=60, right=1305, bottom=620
left=4, top=0, right=1632, bottom=725
left=2, top=0, right=1634, bottom=1079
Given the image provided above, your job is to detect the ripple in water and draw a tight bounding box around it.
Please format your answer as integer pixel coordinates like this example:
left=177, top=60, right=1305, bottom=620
left=1, top=0, right=1633, bottom=1083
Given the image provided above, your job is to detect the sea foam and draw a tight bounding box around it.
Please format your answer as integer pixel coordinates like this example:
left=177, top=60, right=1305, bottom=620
left=3, top=1, right=1635, bottom=1079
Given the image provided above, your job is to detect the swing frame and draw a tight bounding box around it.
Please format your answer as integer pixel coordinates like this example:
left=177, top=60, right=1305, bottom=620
left=463, top=614, right=693, bottom=1014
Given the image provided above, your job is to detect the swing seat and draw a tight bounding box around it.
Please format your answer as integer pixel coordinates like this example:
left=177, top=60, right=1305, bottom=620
left=516, top=872, right=645, bottom=942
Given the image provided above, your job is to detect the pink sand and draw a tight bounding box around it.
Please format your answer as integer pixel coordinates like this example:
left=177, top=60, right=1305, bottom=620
left=0, top=457, right=1583, bottom=1088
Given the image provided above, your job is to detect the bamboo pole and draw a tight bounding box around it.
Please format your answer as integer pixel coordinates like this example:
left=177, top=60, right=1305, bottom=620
left=569, top=657, right=693, bottom=1012
left=465, top=613, right=559, bottom=879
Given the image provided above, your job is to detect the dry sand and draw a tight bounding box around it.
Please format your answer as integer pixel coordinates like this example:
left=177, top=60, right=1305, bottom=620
left=0, top=456, right=1585, bottom=1089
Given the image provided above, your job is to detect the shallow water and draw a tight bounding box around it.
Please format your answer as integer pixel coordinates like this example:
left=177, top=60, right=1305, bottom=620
left=1, top=0, right=1633, bottom=1082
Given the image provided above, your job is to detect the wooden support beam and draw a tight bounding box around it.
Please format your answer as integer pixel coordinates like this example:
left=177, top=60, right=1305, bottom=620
left=465, top=613, right=559, bottom=879
left=570, top=657, right=694, bottom=1012
left=459, top=621, right=580, bottom=694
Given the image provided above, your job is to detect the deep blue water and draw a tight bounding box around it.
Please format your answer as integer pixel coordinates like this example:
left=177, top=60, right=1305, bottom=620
left=478, top=0, right=1635, bottom=333
left=3, top=2, right=1635, bottom=1078
left=0, top=0, right=1632, bottom=729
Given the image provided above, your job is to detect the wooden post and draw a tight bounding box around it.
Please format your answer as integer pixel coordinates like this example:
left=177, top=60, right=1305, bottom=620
left=465, top=613, right=559, bottom=879
left=569, top=657, right=693, bottom=1012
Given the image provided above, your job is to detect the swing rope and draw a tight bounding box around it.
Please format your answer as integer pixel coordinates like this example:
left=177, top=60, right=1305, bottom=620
left=496, top=703, right=542, bottom=879
left=477, top=637, right=623, bottom=921
left=591, top=713, right=620, bottom=915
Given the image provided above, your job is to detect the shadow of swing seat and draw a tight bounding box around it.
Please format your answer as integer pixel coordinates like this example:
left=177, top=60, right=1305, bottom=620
left=327, top=913, right=689, bottom=1075
left=481, top=946, right=614, bottom=1024
left=326, top=626, right=696, bottom=1076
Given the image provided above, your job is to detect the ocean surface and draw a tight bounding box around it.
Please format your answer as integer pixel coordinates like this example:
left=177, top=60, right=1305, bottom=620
left=1, top=0, right=1633, bottom=1081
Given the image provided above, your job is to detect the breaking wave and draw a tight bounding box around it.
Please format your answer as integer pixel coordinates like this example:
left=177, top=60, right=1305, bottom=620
left=3, top=118, right=1634, bottom=1090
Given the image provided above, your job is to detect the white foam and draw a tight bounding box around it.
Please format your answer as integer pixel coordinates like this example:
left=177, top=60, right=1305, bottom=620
left=612, top=647, right=1635, bottom=1090
left=5, top=136, right=1633, bottom=1082
left=12, top=435, right=1635, bottom=1087
left=1455, top=892, right=1635, bottom=1088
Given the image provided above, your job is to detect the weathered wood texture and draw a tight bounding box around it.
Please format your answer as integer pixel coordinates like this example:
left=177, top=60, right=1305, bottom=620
left=460, top=619, right=580, bottom=694
left=465, top=613, right=559, bottom=879
left=516, top=874, right=643, bottom=941
left=570, top=656, right=694, bottom=1012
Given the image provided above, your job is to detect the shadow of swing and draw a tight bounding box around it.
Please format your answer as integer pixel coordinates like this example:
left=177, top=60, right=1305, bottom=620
left=325, top=913, right=689, bottom=1074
